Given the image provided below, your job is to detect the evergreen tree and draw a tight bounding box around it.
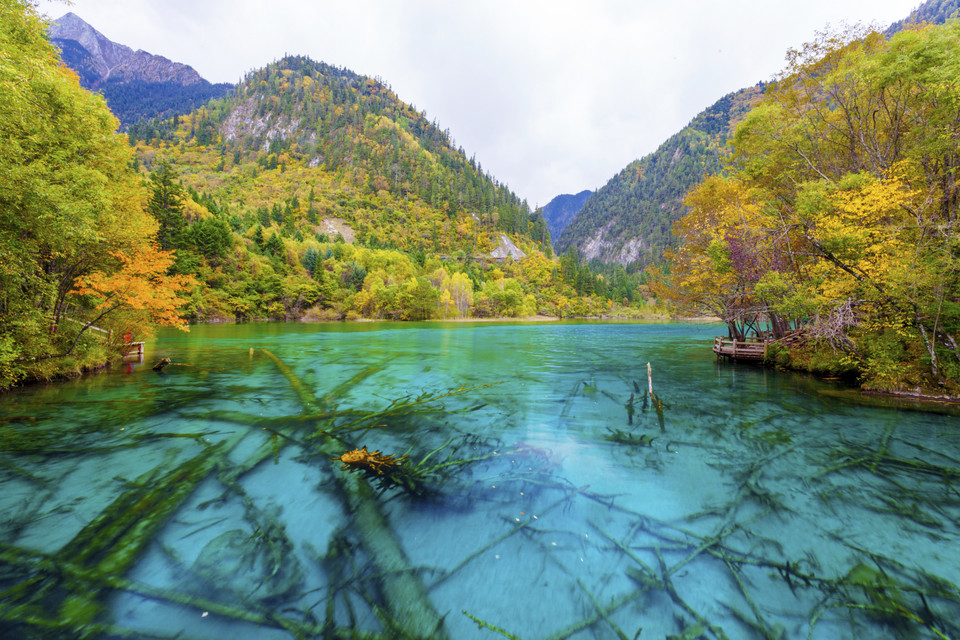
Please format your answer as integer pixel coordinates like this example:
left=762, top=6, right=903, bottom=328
left=264, top=231, right=284, bottom=257
left=302, top=246, right=318, bottom=275
left=148, top=161, right=188, bottom=251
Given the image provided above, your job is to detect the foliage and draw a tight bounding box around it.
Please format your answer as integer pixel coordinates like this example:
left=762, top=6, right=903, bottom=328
left=0, top=0, right=192, bottom=389
left=72, top=245, right=196, bottom=331
left=127, top=55, right=647, bottom=323
left=662, top=20, right=960, bottom=393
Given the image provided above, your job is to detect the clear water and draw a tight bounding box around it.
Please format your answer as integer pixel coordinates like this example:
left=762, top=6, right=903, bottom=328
left=2, top=321, right=959, bottom=639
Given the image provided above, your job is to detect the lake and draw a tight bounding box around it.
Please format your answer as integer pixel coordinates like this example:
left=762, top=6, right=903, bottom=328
left=1, top=321, right=958, bottom=639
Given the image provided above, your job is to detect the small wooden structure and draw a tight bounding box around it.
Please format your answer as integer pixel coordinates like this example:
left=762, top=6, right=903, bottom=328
left=121, top=342, right=145, bottom=358
left=713, top=336, right=767, bottom=361
left=713, top=329, right=804, bottom=362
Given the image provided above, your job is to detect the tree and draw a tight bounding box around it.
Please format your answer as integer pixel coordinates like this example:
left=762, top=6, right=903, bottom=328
left=189, top=216, right=233, bottom=261
left=0, top=0, right=193, bottom=387
left=398, top=276, right=439, bottom=320
left=148, top=161, right=188, bottom=251
left=669, top=20, right=960, bottom=390
left=265, top=231, right=285, bottom=257
left=72, top=245, right=196, bottom=331
left=441, top=271, right=473, bottom=318
left=302, top=246, right=319, bottom=275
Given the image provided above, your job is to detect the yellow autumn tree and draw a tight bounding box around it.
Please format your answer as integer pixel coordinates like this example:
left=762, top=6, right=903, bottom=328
left=0, top=0, right=195, bottom=386
left=660, top=175, right=788, bottom=339
left=73, top=245, right=196, bottom=332
left=670, top=20, right=960, bottom=391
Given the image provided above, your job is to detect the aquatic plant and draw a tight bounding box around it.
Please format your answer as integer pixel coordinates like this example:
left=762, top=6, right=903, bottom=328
left=4, top=337, right=960, bottom=640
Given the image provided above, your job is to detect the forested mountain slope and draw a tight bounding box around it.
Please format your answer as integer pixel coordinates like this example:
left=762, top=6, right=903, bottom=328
left=135, top=55, right=550, bottom=255
left=128, top=55, right=616, bottom=323
left=555, top=86, right=762, bottom=266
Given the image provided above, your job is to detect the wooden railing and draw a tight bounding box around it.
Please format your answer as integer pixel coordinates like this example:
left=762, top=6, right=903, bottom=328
left=712, top=329, right=806, bottom=362
left=60, top=316, right=111, bottom=339
left=712, top=336, right=766, bottom=360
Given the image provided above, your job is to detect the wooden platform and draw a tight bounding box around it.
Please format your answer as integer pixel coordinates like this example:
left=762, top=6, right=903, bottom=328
left=713, top=336, right=767, bottom=361
left=713, top=329, right=804, bottom=362
left=121, top=342, right=145, bottom=358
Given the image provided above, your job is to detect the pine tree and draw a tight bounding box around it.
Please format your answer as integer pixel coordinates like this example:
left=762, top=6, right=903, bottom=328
left=148, top=161, right=188, bottom=251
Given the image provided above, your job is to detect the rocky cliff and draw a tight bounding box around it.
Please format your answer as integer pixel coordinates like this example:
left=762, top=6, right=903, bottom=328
left=48, top=12, right=204, bottom=87
left=47, top=13, right=232, bottom=128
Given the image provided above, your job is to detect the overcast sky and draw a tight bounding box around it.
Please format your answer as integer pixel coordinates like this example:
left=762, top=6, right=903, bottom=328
left=37, top=0, right=920, bottom=208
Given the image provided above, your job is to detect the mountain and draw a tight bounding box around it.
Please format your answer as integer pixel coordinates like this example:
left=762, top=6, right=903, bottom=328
left=555, top=85, right=762, bottom=266
left=542, top=190, right=593, bottom=244
left=48, top=12, right=232, bottom=127
left=127, top=55, right=577, bottom=322
left=886, top=0, right=960, bottom=34
left=556, top=0, right=960, bottom=268
left=135, top=55, right=550, bottom=252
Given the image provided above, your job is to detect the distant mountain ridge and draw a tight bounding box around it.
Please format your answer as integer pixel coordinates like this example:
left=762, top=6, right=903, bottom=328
left=555, top=85, right=761, bottom=266
left=541, top=190, right=592, bottom=244
left=554, top=0, right=960, bottom=268
left=48, top=12, right=232, bottom=127
left=49, top=13, right=203, bottom=86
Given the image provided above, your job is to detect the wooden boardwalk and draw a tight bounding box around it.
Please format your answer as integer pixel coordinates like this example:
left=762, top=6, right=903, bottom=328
left=713, top=330, right=804, bottom=362
left=121, top=342, right=145, bottom=358
left=712, top=336, right=767, bottom=361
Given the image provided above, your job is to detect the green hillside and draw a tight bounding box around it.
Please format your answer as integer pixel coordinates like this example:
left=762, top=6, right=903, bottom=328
left=555, top=0, right=960, bottom=270
left=131, top=56, right=630, bottom=322
left=554, top=86, right=762, bottom=267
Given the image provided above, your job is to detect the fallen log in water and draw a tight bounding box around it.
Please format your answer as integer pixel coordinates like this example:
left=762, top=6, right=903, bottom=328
left=0, top=431, right=248, bottom=632
left=258, top=348, right=450, bottom=638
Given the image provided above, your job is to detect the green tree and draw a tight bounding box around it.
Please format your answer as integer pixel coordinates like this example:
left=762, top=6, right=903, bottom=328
left=398, top=276, right=439, bottom=320
left=189, top=216, right=233, bottom=261
left=0, top=0, right=191, bottom=387
left=265, top=231, right=285, bottom=257
left=302, top=246, right=319, bottom=275
left=148, top=161, right=188, bottom=251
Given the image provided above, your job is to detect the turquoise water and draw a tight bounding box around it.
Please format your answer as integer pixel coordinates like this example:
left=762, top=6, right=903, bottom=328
left=1, top=321, right=959, bottom=639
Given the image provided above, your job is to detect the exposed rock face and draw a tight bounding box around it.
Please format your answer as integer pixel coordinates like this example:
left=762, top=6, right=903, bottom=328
left=580, top=220, right=645, bottom=263
left=490, top=234, right=526, bottom=260
left=318, top=218, right=356, bottom=244
left=48, top=12, right=204, bottom=87
left=220, top=96, right=303, bottom=151
left=555, top=85, right=764, bottom=267
left=110, top=49, right=205, bottom=85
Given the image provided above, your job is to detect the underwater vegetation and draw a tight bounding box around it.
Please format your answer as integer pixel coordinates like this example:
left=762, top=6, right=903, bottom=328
left=1, top=336, right=960, bottom=639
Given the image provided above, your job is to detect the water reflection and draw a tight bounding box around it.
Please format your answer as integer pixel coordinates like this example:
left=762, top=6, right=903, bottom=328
left=1, top=321, right=958, bottom=639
